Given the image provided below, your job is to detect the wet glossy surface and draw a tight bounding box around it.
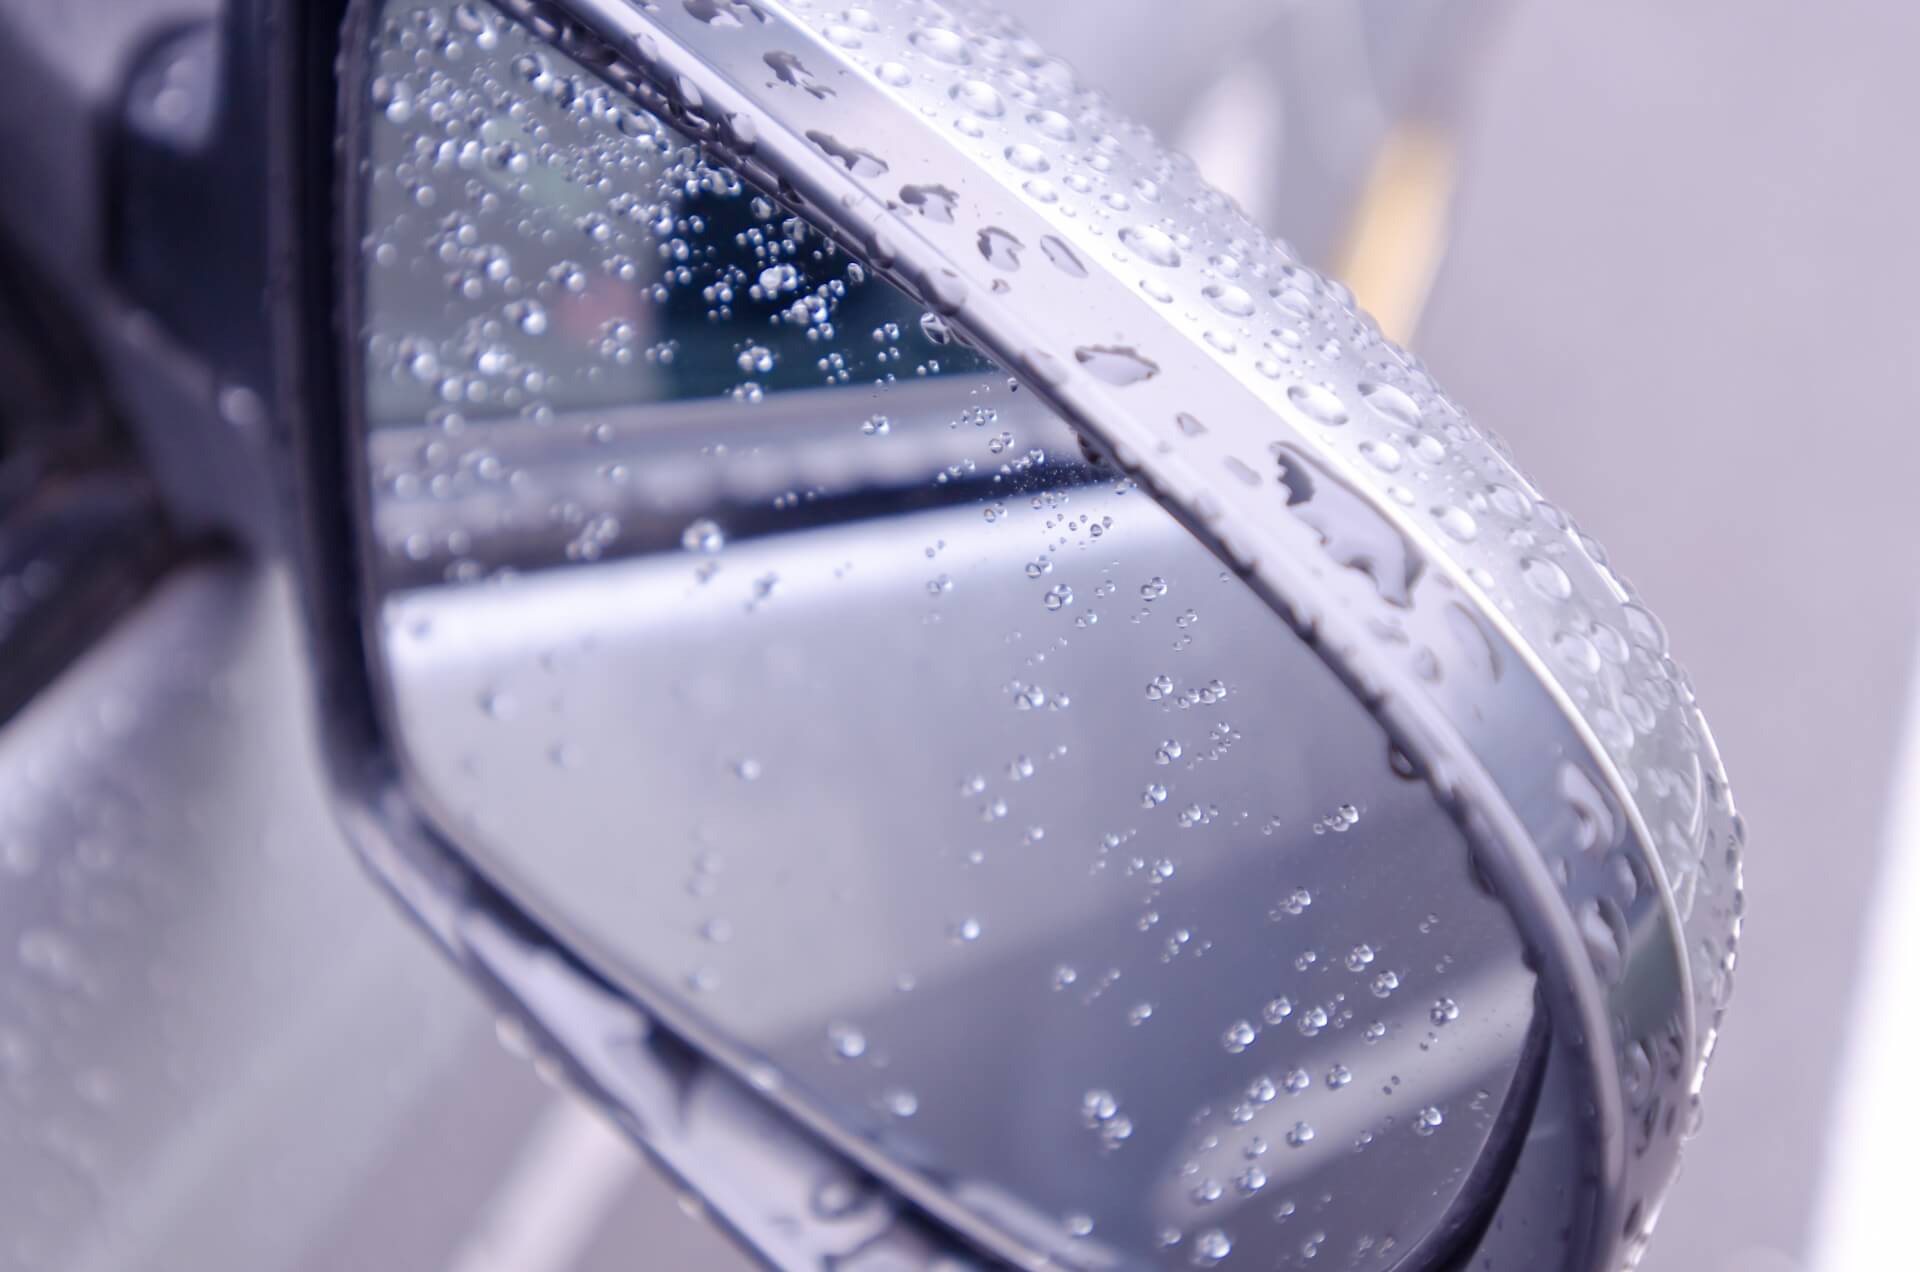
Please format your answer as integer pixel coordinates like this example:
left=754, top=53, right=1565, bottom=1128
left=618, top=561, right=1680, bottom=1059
left=354, top=3, right=1543, bottom=1265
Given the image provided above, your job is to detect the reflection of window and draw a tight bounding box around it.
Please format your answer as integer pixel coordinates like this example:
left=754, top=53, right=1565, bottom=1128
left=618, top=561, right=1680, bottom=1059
left=360, top=2, right=988, bottom=428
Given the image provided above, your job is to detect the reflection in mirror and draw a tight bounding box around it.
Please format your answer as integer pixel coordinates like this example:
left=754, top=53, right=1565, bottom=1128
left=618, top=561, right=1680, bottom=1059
left=351, top=2, right=1543, bottom=1266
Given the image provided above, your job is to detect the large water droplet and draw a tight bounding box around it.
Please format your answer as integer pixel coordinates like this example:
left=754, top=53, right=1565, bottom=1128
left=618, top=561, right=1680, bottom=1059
left=1286, top=383, right=1349, bottom=427
left=1119, top=225, right=1180, bottom=267
left=1074, top=344, right=1159, bottom=386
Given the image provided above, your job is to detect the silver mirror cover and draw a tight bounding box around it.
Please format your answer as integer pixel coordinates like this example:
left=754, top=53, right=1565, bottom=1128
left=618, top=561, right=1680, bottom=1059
left=337, top=2, right=1742, bottom=1268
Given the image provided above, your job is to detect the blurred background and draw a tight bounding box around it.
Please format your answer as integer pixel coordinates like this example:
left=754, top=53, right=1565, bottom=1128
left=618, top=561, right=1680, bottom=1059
left=2, top=1, right=1915, bottom=1270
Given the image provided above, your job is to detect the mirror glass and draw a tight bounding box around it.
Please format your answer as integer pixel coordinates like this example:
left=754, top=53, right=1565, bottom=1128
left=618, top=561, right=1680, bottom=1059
left=349, top=3, right=1542, bottom=1266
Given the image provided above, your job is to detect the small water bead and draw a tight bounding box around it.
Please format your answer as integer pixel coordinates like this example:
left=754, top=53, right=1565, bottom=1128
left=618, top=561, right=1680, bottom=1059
left=1146, top=673, right=1175, bottom=700
left=1313, top=803, right=1360, bottom=834
left=1282, top=1068, right=1311, bottom=1094
left=684, top=0, right=766, bottom=27
left=1553, top=629, right=1603, bottom=676
left=1004, top=142, right=1051, bottom=173
left=1430, top=997, right=1460, bottom=1025
left=1521, top=556, right=1574, bottom=601
left=1193, top=1229, right=1232, bottom=1265
left=1177, top=803, right=1212, bottom=829
left=683, top=522, right=725, bottom=557
left=1083, top=1089, right=1134, bottom=1147
left=977, top=227, right=1024, bottom=271
left=736, top=344, right=774, bottom=374
left=1203, top=282, right=1256, bottom=317
left=1359, top=380, right=1423, bottom=427
left=1433, top=505, right=1479, bottom=542
left=827, top=1022, right=867, bottom=1060
left=945, top=77, right=1004, bottom=118
left=861, top=413, right=890, bottom=436
left=1128, top=1001, right=1155, bottom=1026
left=1040, top=235, right=1087, bottom=277
left=1044, top=583, right=1075, bottom=611
left=1371, top=970, right=1400, bottom=998
left=1155, top=739, right=1183, bottom=765
left=1326, top=1064, right=1353, bottom=1089
left=1222, top=1020, right=1258, bottom=1053
left=1119, top=224, right=1181, bottom=267
left=1621, top=600, right=1669, bottom=653
left=1272, top=888, right=1313, bottom=919
left=1075, top=344, right=1158, bottom=385
left=880, top=1087, right=919, bottom=1118
left=1237, top=1167, right=1268, bottom=1196
left=1414, top=1106, right=1445, bottom=1136
left=1263, top=996, right=1294, bottom=1024
left=1286, top=1121, right=1316, bottom=1148
left=874, top=60, right=912, bottom=86
left=909, top=25, right=971, bottom=64
left=1192, top=1178, right=1225, bottom=1205
left=1286, top=383, right=1349, bottom=427
left=1065, top=1213, right=1095, bottom=1239
left=1027, top=109, right=1076, bottom=141
left=952, top=916, right=982, bottom=943
left=1141, top=576, right=1169, bottom=600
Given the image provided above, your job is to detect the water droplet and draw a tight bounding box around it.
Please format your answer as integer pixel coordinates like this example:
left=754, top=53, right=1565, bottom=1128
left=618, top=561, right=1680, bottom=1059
left=1359, top=381, right=1422, bottom=427
left=1286, top=383, right=1348, bottom=426
left=1203, top=282, right=1255, bottom=317
left=1004, top=143, right=1050, bottom=173
left=1040, top=235, right=1087, bottom=277
left=909, top=25, right=970, bottom=64
left=948, top=79, right=1003, bottom=117
left=805, top=129, right=888, bottom=176
left=977, top=226, right=1024, bottom=270
left=1433, top=505, right=1478, bottom=542
left=1074, top=344, right=1159, bottom=386
left=1118, top=225, right=1180, bottom=268
left=1521, top=556, right=1574, bottom=601
left=827, top=1022, right=867, bottom=1059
